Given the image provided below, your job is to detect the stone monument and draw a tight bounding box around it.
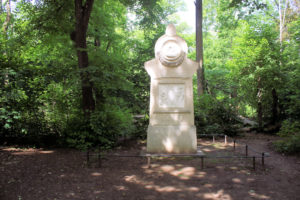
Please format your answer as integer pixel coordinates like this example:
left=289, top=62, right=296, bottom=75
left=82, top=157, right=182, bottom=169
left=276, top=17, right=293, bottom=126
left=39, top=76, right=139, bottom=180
left=145, top=24, right=198, bottom=154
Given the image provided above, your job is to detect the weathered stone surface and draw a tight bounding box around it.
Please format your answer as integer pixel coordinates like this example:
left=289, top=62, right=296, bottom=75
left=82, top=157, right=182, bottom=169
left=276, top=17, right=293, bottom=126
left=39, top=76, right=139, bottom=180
left=145, top=24, right=198, bottom=153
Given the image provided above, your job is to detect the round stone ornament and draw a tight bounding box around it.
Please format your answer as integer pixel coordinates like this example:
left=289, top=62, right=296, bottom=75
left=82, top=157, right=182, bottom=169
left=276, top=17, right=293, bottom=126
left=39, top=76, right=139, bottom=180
left=155, top=24, right=188, bottom=67
left=158, top=40, right=185, bottom=67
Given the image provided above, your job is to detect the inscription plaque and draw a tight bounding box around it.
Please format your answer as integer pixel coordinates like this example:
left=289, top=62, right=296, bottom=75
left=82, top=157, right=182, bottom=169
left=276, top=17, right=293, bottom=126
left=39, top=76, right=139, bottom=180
left=158, top=84, right=185, bottom=108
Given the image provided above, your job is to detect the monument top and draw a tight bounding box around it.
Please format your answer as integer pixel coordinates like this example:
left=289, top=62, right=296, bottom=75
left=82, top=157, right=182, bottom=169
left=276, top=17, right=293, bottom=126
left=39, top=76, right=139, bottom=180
left=154, top=24, right=188, bottom=67
left=165, top=24, right=176, bottom=36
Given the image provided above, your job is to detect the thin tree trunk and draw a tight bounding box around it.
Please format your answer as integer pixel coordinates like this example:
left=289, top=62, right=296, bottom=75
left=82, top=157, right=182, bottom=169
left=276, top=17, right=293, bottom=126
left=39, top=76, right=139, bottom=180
left=257, top=77, right=263, bottom=131
left=2, top=0, right=11, bottom=33
left=75, top=0, right=95, bottom=117
left=94, top=29, right=101, bottom=47
left=0, top=0, right=3, bottom=13
left=271, top=88, right=279, bottom=124
left=230, top=87, right=239, bottom=112
left=93, top=32, right=104, bottom=106
left=3, top=0, right=11, bottom=86
left=106, top=40, right=111, bottom=53
left=275, top=0, right=289, bottom=47
left=195, top=0, right=205, bottom=96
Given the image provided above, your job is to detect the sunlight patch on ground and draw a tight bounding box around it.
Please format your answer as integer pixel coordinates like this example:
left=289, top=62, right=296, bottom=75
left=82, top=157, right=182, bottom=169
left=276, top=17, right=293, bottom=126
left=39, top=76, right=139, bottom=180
left=123, top=174, right=201, bottom=193
left=202, top=148, right=213, bottom=152
left=156, top=186, right=182, bottom=192
left=160, top=165, right=175, bottom=173
left=114, top=185, right=128, bottom=191
left=142, top=165, right=197, bottom=180
left=91, top=172, right=102, bottom=177
left=188, top=187, right=199, bottom=192
left=39, top=150, right=54, bottom=154
left=200, top=142, right=214, bottom=146
left=124, top=175, right=138, bottom=183
left=238, top=169, right=251, bottom=175
left=145, top=185, right=182, bottom=192
left=232, top=178, right=242, bottom=183
left=248, top=190, right=270, bottom=199
left=204, top=183, right=213, bottom=188
left=169, top=167, right=195, bottom=180
left=3, top=148, right=55, bottom=155
left=203, top=189, right=232, bottom=200
left=212, top=143, right=226, bottom=149
left=11, top=151, right=37, bottom=155
left=195, top=171, right=206, bottom=178
left=124, top=175, right=154, bottom=186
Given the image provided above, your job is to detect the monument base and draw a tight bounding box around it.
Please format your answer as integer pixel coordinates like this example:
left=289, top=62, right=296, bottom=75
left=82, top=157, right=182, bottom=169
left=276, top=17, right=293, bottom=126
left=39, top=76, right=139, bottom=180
left=146, top=125, right=197, bottom=154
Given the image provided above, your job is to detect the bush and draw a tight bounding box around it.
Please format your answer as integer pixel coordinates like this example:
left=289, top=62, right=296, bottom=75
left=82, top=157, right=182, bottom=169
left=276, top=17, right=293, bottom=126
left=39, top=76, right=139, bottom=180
left=63, top=103, right=135, bottom=150
left=194, top=94, right=240, bottom=136
left=273, top=133, right=300, bottom=154
left=131, top=114, right=149, bottom=140
left=277, top=120, right=300, bottom=137
left=90, top=104, right=135, bottom=150
left=273, top=120, right=300, bottom=154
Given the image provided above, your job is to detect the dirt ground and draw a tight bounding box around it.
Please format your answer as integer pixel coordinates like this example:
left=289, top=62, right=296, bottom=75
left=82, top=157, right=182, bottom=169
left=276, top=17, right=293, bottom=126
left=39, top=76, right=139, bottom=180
left=1, top=133, right=300, bottom=200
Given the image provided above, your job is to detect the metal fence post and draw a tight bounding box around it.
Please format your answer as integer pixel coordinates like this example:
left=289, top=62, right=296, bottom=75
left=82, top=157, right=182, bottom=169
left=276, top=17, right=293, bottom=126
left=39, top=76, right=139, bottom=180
left=87, top=149, right=90, bottom=167
left=246, top=145, right=248, bottom=157
left=234, top=140, right=236, bottom=151
left=262, top=152, right=265, bottom=169
left=147, top=157, right=151, bottom=168
left=225, top=135, right=227, bottom=145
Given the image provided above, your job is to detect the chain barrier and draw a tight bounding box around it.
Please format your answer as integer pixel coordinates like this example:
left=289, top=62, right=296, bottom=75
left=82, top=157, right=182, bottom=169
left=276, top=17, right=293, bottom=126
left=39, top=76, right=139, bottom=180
left=84, top=134, right=270, bottom=170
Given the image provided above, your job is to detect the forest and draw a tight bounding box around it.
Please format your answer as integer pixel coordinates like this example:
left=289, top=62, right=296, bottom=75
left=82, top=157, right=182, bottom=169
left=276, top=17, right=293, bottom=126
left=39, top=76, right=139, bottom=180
left=0, top=0, right=299, bottom=154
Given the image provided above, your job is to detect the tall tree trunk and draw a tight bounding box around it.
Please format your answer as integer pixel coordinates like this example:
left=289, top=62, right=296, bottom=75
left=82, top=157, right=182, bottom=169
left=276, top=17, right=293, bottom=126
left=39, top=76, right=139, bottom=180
left=257, top=77, right=263, bottom=131
left=3, top=0, right=11, bottom=86
left=195, top=0, right=205, bottom=96
left=275, top=0, right=289, bottom=47
left=2, top=0, right=11, bottom=33
left=75, top=0, right=95, bottom=117
left=0, top=0, right=3, bottom=13
left=271, top=88, right=279, bottom=124
left=93, top=32, right=104, bottom=106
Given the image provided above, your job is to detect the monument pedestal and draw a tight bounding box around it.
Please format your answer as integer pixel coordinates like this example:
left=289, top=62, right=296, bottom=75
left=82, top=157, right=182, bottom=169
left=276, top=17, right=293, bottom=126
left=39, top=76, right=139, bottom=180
left=147, top=125, right=197, bottom=154
left=145, top=24, right=198, bottom=154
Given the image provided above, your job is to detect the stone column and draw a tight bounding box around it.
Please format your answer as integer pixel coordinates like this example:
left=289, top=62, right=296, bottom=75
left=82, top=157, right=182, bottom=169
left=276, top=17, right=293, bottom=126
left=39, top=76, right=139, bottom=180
left=145, top=24, right=198, bottom=154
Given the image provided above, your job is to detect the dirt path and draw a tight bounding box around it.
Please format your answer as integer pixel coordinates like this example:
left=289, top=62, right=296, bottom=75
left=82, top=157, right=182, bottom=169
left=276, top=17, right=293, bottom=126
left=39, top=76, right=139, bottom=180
left=1, top=134, right=299, bottom=200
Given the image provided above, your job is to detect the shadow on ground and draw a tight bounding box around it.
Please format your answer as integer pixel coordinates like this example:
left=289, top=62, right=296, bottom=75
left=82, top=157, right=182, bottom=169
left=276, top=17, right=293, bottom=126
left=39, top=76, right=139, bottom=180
left=1, top=134, right=300, bottom=200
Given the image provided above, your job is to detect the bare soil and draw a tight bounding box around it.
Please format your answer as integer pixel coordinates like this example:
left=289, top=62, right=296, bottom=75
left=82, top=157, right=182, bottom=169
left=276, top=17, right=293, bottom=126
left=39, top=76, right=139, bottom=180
left=1, top=133, right=300, bottom=200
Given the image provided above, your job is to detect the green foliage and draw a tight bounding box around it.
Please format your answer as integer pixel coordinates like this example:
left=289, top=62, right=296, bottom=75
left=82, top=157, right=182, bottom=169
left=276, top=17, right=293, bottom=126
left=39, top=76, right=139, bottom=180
left=0, top=0, right=182, bottom=149
left=131, top=115, right=149, bottom=139
left=274, top=132, right=300, bottom=154
left=227, top=20, right=282, bottom=123
left=277, top=120, right=300, bottom=138
left=1, top=0, right=299, bottom=151
left=194, top=94, right=240, bottom=136
left=90, top=103, right=134, bottom=149
left=274, top=120, right=300, bottom=154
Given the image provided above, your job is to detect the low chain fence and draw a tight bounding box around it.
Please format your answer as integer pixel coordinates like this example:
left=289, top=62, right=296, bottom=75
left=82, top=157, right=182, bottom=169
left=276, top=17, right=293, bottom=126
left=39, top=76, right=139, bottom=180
left=84, top=134, right=270, bottom=170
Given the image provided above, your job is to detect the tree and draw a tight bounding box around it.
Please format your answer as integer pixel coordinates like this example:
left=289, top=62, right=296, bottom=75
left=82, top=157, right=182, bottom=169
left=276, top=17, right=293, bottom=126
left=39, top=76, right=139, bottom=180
left=74, top=0, right=95, bottom=117
left=195, top=0, right=205, bottom=96
left=2, top=0, right=11, bottom=34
